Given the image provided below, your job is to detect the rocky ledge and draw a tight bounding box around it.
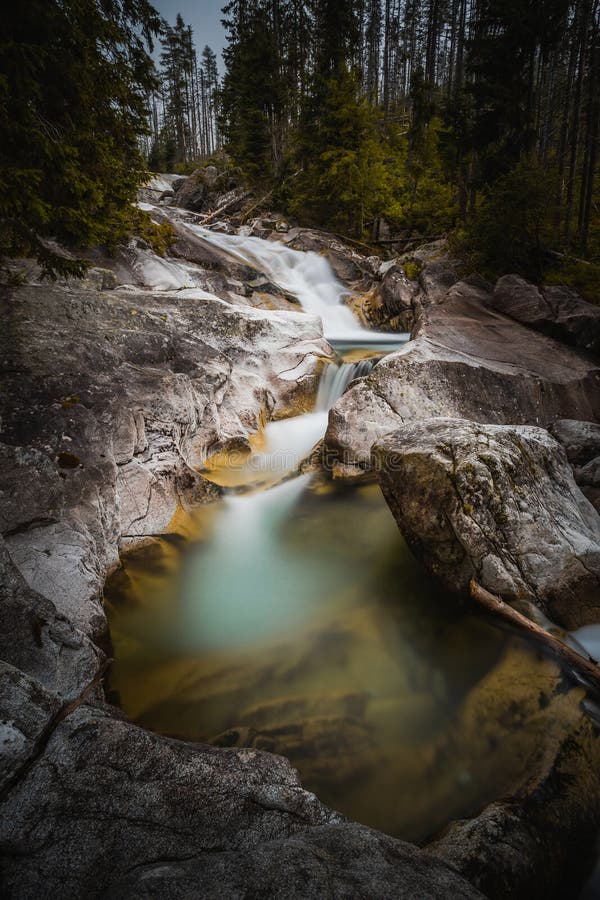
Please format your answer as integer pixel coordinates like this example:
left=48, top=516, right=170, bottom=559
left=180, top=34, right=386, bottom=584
left=0, top=231, right=490, bottom=898
left=373, top=419, right=600, bottom=629
left=2, top=183, right=600, bottom=897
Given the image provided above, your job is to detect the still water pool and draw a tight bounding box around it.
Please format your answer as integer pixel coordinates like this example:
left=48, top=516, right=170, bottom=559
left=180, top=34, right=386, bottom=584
left=105, top=475, right=582, bottom=843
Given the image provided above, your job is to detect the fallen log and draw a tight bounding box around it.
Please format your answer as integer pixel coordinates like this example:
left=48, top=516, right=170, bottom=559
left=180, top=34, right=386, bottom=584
left=200, top=191, right=253, bottom=226
left=470, top=579, right=600, bottom=694
left=239, top=188, right=275, bottom=225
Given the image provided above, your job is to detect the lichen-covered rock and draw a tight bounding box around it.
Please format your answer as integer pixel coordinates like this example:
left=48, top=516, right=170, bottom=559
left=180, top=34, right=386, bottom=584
left=325, top=282, right=600, bottom=476
left=373, top=418, right=600, bottom=629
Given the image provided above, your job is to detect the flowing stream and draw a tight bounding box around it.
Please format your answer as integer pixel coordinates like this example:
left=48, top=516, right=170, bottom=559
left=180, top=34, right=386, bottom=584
left=106, top=221, right=586, bottom=845
left=184, top=222, right=408, bottom=347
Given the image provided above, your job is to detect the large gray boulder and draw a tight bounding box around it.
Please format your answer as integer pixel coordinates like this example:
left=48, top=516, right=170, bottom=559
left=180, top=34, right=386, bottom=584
left=492, top=274, right=600, bottom=356
left=0, top=698, right=483, bottom=900
left=325, top=282, right=600, bottom=477
left=1, top=282, right=331, bottom=639
left=373, top=418, right=600, bottom=629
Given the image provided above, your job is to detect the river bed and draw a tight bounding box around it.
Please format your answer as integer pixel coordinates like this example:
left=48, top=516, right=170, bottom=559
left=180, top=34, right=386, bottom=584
left=105, top=215, right=587, bottom=846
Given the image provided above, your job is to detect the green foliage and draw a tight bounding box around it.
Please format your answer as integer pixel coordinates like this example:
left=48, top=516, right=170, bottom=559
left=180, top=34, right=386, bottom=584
left=385, top=118, right=457, bottom=236
left=220, top=2, right=285, bottom=185
left=130, top=208, right=175, bottom=256
left=459, top=157, right=560, bottom=280
left=402, top=261, right=422, bottom=281
left=544, top=260, right=600, bottom=306
left=288, top=68, right=395, bottom=236
left=0, top=0, right=159, bottom=277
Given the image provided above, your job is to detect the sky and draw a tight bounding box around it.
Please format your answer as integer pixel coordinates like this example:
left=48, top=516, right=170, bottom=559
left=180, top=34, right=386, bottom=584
left=153, top=0, right=227, bottom=67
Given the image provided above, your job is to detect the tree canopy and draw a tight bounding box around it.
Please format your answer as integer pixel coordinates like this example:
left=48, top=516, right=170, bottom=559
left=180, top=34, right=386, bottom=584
left=217, top=0, right=600, bottom=278
left=0, top=0, right=160, bottom=276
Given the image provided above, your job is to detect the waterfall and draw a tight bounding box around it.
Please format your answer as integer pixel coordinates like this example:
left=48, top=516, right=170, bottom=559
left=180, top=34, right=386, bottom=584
left=183, top=222, right=409, bottom=348
left=316, top=358, right=374, bottom=411
left=247, top=358, right=373, bottom=478
left=179, top=474, right=318, bottom=648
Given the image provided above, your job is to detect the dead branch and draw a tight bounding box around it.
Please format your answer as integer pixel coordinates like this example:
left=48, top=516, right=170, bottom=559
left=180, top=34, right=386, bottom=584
left=469, top=579, right=600, bottom=694
left=200, top=191, right=253, bottom=226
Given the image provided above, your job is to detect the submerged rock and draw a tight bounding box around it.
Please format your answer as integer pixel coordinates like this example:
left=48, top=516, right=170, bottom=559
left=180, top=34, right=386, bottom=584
left=373, top=418, right=600, bottom=629
left=428, top=712, right=600, bottom=900
left=0, top=548, right=484, bottom=900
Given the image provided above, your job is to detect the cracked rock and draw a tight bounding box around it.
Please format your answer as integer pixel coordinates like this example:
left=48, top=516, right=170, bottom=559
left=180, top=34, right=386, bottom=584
left=373, top=418, right=600, bottom=629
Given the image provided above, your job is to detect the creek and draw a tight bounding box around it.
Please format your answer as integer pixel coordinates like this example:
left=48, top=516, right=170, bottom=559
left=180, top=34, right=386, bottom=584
left=106, top=219, right=585, bottom=844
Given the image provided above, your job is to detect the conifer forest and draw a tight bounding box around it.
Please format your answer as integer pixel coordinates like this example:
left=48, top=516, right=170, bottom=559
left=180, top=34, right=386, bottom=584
left=1, top=3, right=600, bottom=900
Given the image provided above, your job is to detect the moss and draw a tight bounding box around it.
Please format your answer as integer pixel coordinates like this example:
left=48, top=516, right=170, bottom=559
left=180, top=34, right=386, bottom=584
left=60, top=395, right=80, bottom=408
left=131, top=208, right=175, bottom=256
left=403, top=260, right=422, bottom=281
left=544, top=259, right=600, bottom=306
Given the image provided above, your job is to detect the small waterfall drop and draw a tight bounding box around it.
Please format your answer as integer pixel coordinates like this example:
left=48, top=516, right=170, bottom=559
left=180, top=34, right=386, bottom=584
left=177, top=359, right=375, bottom=648
left=316, top=358, right=374, bottom=411
left=183, top=222, right=408, bottom=348
left=248, top=357, right=374, bottom=479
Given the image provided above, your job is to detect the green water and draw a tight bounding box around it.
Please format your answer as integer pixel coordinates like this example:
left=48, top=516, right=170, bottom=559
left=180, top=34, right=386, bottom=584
left=106, top=476, right=581, bottom=843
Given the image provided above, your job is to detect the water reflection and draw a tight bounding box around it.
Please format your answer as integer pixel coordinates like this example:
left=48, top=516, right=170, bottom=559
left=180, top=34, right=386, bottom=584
left=106, top=479, right=582, bottom=843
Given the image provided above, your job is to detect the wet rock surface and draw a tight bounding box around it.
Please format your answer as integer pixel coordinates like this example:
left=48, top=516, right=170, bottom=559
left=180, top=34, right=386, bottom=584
left=2, top=180, right=600, bottom=898
left=0, top=691, right=485, bottom=899
left=373, top=419, right=600, bottom=629
left=325, top=282, right=600, bottom=476
left=428, top=712, right=600, bottom=900
left=1, top=282, right=329, bottom=641
left=0, top=224, right=490, bottom=898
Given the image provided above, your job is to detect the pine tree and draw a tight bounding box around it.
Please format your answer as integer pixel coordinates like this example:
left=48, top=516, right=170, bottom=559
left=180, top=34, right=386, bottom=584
left=0, top=0, right=159, bottom=276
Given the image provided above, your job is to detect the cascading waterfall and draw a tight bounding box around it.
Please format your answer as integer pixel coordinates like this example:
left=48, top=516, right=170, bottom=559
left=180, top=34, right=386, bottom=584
left=233, top=357, right=375, bottom=479
left=177, top=358, right=375, bottom=648
left=108, top=204, right=575, bottom=847
left=184, top=222, right=409, bottom=348
left=315, top=358, right=374, bottom=411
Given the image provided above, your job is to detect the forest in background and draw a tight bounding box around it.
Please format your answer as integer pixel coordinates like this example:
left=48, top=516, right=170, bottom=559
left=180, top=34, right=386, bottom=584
left=149, top=0, right=600, bottom=288
left=1, top=1, right=599, bottom=291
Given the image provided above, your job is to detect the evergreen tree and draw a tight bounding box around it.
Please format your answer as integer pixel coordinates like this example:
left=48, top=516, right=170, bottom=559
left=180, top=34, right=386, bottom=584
left=0, top=0, right=159, bottom=276
left=291, top=67, right=392, bottom=236
left=220, top=1, right=286, bottom=182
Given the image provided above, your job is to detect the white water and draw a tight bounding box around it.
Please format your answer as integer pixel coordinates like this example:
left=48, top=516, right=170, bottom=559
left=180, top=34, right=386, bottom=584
left=179, top=474, right=323, bottom=647
left=136, top=207, right=403, bottom=644
left=245, top=357, right=375, bottom=479
left=179, top=360, right=375, bottom=647
left=183, top=222, right=409, bottom=347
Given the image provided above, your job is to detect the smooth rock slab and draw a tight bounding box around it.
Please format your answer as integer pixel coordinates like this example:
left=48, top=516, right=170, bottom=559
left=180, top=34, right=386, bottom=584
left=1, top=283, right=331, bottom=636
left=0, top=701, right=484, bottom=900
left=373, top=419, right=600, bottom=629
left=325, top=283, right=600, bottom=475
left=492, top=274, right=600, bottom=356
